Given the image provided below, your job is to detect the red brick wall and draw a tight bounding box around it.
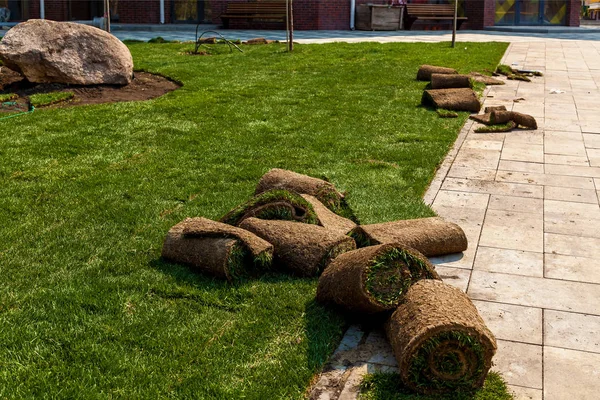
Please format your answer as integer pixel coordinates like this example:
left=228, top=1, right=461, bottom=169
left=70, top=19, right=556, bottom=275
left=566, top=0, right=580, bottom=26
left=464, top=0, right=495, bottom=29
left=22, top=0, right=578, bottom=29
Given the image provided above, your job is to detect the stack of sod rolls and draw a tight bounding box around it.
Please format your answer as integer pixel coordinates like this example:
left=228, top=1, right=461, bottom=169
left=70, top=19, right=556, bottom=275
left=417, top=65, right=481, bottom=113
left=161, top=169, right=496, bottom=394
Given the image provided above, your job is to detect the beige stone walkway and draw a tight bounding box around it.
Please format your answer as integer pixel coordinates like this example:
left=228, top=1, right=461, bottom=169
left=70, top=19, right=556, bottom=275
left=426, top=40, right=600, bottom=400
left=311, top=40, right=600, bottom=400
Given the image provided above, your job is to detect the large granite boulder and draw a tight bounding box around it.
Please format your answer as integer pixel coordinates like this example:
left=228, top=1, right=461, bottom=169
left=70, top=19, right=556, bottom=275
left=0, top=19, right=133, bottom=85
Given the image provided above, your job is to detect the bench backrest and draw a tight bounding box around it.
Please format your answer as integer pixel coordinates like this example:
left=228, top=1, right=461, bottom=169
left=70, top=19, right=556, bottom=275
left=406, top=4, right=455, bottom=17
left=224, top=1, right=287, bottom=14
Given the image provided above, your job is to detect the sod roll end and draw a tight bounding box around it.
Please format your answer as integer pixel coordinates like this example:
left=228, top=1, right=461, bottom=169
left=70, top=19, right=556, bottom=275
left=386, top=279, right=497, bottom=395
left=162, top=220, right=253, bottom=282
left=317, top=243, right=440, bottom=314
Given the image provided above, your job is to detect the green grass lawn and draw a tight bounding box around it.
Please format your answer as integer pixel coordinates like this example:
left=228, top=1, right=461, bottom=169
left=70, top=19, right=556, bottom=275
left=0, top=41, right=508, bottom=399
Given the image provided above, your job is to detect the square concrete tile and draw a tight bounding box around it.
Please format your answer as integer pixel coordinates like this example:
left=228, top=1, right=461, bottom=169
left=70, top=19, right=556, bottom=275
left=462, top=140, right=504, bottom=151
left=473, top=300, right=542, bottom=344
left=544, top=199, right=600, bottom=218
left=508, top=385, right=542, bottom=400
left=501, top=143, right=544, bottom=163
left=435, top=265, right=471, bottom=292
left=544, top=153, right=589, bottom=166
left=468, top=270, right=600, bottom=315
left=588, top=148, right=600, bottom=167
left=441, top=178, right=544, bottom=199
left=488, top=195, right=543, bottom=214
left=545, top=233, right=600, bottom=260
left=544, top=214, right=600, bottom=239
left=432, top=190, right=490, bottom=210
left=496, top=171, right=594, bottom=189
left=503, top=131, right=544, bottom=146
left=498, top=160, right=544, bottom=174
left=543, top=118, right=582, bottom=132
left=453, top=148, right=501, bottom=170
left=492, top=340, right=542, bottom=389
left=474, top=246, right=544, bottom=277
left=544, top=186, right=599, bottom=204
left=479, top=209, right=543, bottom=253
left=545, top=253, right=600, bottom=285
left=545, top=163, right=600, bottom=178
left=448, top=166, right=497, bottom=181
left=583, top=133, right=600, bottom=149
left=544, top=310, right=600, bottom=353
left=544, top=347, right=600, bottom=400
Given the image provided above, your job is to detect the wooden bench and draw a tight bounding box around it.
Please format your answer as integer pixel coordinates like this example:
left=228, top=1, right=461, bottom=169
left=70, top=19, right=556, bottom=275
left=404, top=4, right=467, bottom=30
left=220, top=1, right=287, bottom=29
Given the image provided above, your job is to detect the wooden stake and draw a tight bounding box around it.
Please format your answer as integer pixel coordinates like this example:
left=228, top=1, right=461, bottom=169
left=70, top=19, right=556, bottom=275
left=451, top=0, right=457, bottom=48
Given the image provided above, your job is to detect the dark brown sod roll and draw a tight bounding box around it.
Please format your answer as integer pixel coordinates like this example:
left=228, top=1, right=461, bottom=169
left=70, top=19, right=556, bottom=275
left=316, top=243, right=440, bottom=314
left=422, top=89, right=481, bottom=113
left=254, top=169, right=356, bottom=220
left=511, top=111, right=537, bottom=129
left=239, top=217, right=356, bottom=277
left=220, top=189, right=320, bottom=227
left=490, top=110, right=513, bottom=124
left=349, top=217, right=468, bottom=257
left=430, top=74, right=472, bottom=89
left=162, top=219, right=273, bottom=281
left=301, top=194, right=357, bottom=236
left=385, top=279, right=497, bottom=395
left=417, top=65, right=458, bottom=81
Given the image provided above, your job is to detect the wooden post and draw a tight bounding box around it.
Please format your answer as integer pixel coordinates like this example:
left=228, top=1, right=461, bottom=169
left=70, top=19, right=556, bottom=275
left=288, top=0, right=294, bottom=52
left=104, top=0, right=111, bottom=33
left=451, top=0, right=457, bottom=48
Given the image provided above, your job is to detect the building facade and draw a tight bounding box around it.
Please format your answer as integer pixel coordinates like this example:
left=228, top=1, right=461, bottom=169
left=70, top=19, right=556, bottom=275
left=0, top=0, right=581, bottom=29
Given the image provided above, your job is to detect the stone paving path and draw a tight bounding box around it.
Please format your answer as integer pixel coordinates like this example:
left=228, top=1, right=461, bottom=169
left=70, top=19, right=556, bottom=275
left=311, top=39, right=600, bottom=400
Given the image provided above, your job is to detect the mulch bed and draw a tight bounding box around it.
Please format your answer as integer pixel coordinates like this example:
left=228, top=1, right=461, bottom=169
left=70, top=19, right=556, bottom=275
left=0, top=67, right=180, bottom=112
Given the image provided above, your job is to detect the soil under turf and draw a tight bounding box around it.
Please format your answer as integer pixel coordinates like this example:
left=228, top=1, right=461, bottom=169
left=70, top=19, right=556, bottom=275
left=0, top=68, right=180, bottom=112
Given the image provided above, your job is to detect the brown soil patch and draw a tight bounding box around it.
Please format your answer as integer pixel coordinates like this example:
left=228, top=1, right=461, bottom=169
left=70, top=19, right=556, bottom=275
left=0, top=68, right=180, bottom=112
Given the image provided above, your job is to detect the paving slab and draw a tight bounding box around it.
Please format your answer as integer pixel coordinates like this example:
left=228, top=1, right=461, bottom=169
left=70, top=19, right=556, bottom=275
left=544, top=186, right=598, bottom=203
left=473, top=300, right=542, bottom=344
left=545, top=253, right=600, bottom=284
left=479, top=209, right=543, bottom=253
left=544, top=347, right=600, bottom=400
left=544, top=310, right=600, bottom=353
left=492, top=340, right=543, bottom=389
left=473, top=246, right=544, bottom=277
left=468, top=270, right=600, bottom=315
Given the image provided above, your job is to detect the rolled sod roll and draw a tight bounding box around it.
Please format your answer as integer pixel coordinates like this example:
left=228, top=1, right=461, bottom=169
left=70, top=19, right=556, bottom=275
left=417, top=65, right=458, bottom=81
left=511, top=111, right=537, bottom=129
left=422, top=88, right=481, bottom=113
left=220, top=189, right=320, bottom=226
left=239, top=217, right=356, bottom=277
left=385, top=279, right=497, bottom=395
left=254, top=168, right=355, bottom=219
left=162, top=218, right=274, bottom=281
left=316, top=243, right=440, bottom=314
left=301, top=194, right=356, bottom=236
left=349, top=217, right=468, bottom=257
left=430, top=74, right=472, bottom=89
left=490, top=110, right=513, bottom=124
